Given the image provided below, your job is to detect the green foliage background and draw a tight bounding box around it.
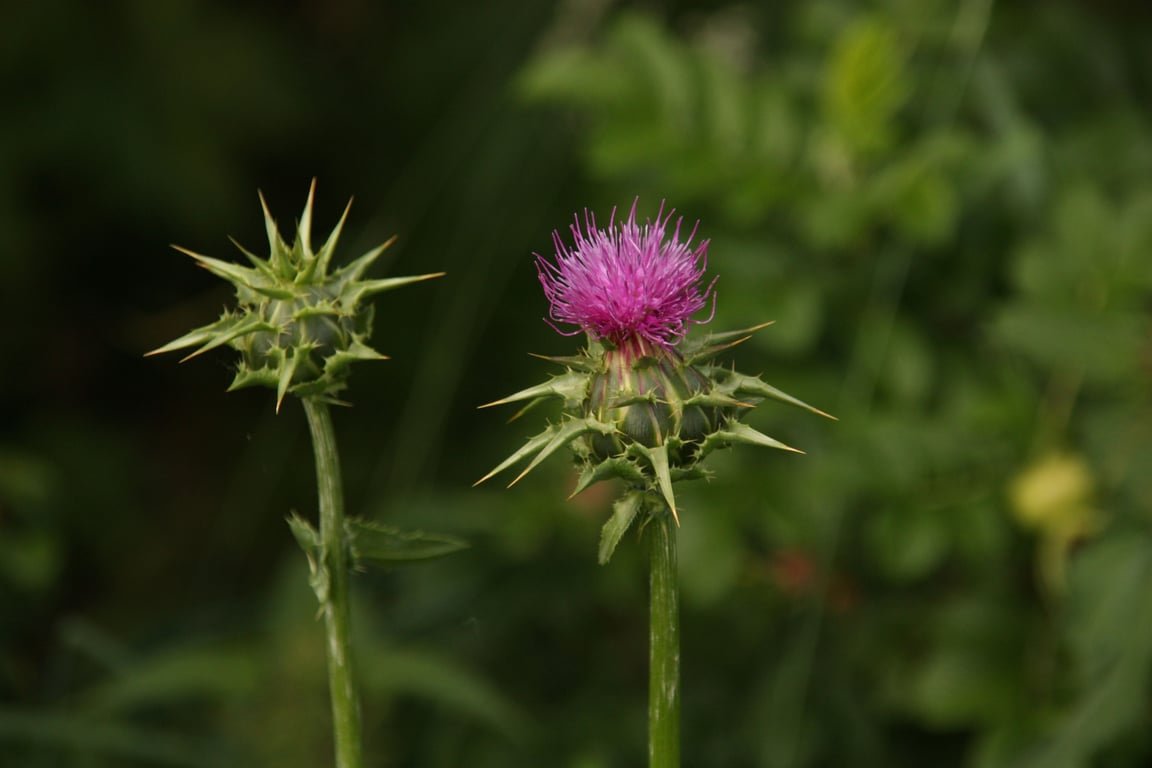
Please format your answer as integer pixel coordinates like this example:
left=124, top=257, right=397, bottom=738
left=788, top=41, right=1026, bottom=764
left=2, top=0, right=1151, bottom=766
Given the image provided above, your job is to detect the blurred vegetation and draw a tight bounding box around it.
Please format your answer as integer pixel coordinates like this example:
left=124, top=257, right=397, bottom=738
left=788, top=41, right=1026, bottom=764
left=2, top=0, right=1151, bottom=766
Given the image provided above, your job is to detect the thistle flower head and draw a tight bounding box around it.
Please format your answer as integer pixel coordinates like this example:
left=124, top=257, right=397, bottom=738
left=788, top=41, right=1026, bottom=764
left=479, top=200, right=834, bottom=562
left=148, top=181, right=443, bottom=410
left=536, top=200, right=715, bottom=347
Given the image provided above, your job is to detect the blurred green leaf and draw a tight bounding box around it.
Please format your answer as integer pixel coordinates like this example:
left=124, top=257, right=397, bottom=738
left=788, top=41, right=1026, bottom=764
left=866, top=504, right=949, bottom=582
left=363, top=647, right=527, bottom=739
left=347, top=518, right=468, bottom=566
left=77, top=645, right=258, bottom=713
left=897, top=597, right=1026, bottom=729
left=823, top=17, right=909, bottom=156
left=993, top=304, right=1145, bottom=384
left=0, top=530, right=60, bottom=592
left=677, top=505, right=741, bottom=606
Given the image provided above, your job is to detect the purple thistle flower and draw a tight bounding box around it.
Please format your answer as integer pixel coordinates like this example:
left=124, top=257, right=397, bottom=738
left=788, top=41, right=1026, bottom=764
left=536, top=200, right=716, bottom=348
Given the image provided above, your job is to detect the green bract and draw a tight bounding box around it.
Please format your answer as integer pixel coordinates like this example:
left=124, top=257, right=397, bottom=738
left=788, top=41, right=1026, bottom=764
left=477, top=323, right=834, bottom=563
left=148, top=181, right=443, bottom=409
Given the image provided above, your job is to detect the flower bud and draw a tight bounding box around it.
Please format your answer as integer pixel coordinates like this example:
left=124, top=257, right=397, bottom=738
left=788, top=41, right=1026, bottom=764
left=477, top=200, right=832, bottom=552
left=585, top=336, right=729, bottom=465
left=148, top=181, right=442, bottom=409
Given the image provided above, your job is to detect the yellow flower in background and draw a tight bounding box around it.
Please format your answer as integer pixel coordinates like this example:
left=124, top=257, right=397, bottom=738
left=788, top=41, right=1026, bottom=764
left=1009, top=452, right=1104, bottom=591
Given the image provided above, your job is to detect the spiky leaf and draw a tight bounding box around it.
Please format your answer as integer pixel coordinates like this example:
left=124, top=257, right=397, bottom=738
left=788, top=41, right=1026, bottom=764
left=474, top=423, right=572, bottom=487
left=286, top=513, right=328, bottom=603
left=479, top=371, right=589, bottom=411
left=571, top=456, right=648, bottom=497
left=698, top=421, right=803, bottom=461
left=599, top=491, right=644, bottom=564
left=711, top=369, right=836, bottom=419
left=630, top=443, right=679, bottom=523
left=681, top=322, right=774, bottom=364
left=509, top=418, right=612, bottom=486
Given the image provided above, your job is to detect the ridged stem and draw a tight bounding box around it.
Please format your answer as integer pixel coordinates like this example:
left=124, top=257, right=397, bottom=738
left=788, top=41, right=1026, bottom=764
left=647, top=507, right=680, bottom=768
left=302, top=399, right=364, bottom=768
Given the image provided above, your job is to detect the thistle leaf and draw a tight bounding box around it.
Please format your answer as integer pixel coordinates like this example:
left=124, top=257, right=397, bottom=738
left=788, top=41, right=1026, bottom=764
left=504, top=397, right=549, bottom=423
left=286, top=513, right=326, bottom=603
left=333, top=239, right=396, bottom=286
left=342, top=271, right=445, bottom=307
left=228, top=236, right=277, bottom=278
left=228, top=366, right=278, bottom=392
left=321, top=344, right=387, bottom=384
left=670, top=466, right=711, bottom=483
left=333, top=339, right=388, bottom=363
left=144, top=320, right=228, bottom=358
left=174, top=247, right=262, bottom=289
left=293, top=302, right=345, bottom=321
left=297, top=179, right=316, bottom=259
left=699, top=421, right=803, bottom=459
left=631, top=443, right=679, bottom=524
left=252, top=285, right=299, bottom=301
left=258, top=190, right=290, bottom=275
left=700, top=322, right=776, bottom=346
left=479, top=372, right=589, bottom=410
left=598, top=491, right=644, bottom=565
left=528, top=352, right=599, bottom=373
left=473, top=425, right=567, bottom=486
left=508, top=418, right=609, bottom=487
left=146, top=313, right=271, bottom=361
left=682, top=322, right=774, bottom=364
left=607, top=392, right=657, bottom=409
left=714, top=370, right=836, bottom=419
left=275, top=348, right=301, bottom=413
left=571, top=456, right=647, bottom=497
left=346, top=518, right=468, bottom=566
left=287, top=513, right=320, bottom=554
left=176, top=314, right=273, bottom=362
left=314, top=198, right=354, bottom=278
left=681, top=391, right=752, bottom=410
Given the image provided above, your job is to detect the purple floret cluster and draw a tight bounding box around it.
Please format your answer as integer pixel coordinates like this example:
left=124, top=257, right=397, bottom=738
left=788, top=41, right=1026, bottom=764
left=536, top=200, right=716, bottom=347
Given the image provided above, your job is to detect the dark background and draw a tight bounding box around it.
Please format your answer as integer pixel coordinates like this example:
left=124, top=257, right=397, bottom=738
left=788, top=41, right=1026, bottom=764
left=3, top=1, right=1152, bottom=766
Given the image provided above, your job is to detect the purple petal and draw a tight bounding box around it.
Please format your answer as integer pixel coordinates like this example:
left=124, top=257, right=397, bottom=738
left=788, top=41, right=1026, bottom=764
left=536, top=200, right=714, bottom=347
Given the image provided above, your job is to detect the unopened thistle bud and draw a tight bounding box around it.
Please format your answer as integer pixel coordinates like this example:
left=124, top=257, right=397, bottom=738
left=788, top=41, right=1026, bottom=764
left=148, top=181, right=443, bottom=409
left=584, top=335, right=725, bottom=464
left=477, top=200, right=832, bottom=562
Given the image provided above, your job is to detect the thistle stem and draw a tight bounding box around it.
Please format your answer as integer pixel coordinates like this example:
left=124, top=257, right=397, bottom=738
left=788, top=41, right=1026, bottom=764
left=302, top=398, right=364, bottom=768
left=647, top=508, right=680, bottom=768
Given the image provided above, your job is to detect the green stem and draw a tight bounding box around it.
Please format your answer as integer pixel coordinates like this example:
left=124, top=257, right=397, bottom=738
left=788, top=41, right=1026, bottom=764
left=302, top=399, right=364, bottom=768
left=647, top=508, right=680, bottom=768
